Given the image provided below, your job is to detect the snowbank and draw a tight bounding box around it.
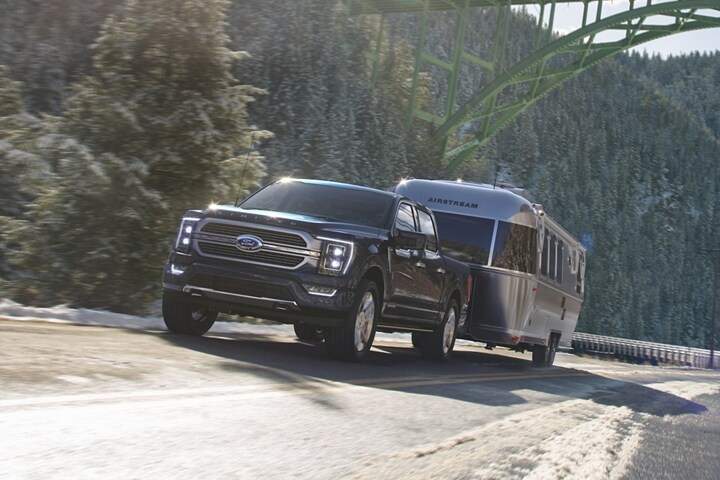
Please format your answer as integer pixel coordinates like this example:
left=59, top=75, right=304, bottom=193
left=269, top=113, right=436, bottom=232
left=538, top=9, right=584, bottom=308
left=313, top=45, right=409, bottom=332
left=0, top=299, right=292, bottom=336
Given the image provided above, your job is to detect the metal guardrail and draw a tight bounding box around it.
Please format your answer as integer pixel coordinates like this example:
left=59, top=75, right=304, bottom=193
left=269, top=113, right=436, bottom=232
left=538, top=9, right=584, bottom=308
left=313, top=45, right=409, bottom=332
left=571, top=332, right=716, bottom=369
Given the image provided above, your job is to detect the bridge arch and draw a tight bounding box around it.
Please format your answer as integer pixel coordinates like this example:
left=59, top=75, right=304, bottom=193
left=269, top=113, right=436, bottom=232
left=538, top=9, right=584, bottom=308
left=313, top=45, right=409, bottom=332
left=351, top=1, right=720, bottom=173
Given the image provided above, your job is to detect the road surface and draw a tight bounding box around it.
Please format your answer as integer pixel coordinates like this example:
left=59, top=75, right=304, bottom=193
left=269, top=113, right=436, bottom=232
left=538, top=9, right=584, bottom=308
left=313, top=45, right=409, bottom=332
left=1, top=318, right=718, bottom=479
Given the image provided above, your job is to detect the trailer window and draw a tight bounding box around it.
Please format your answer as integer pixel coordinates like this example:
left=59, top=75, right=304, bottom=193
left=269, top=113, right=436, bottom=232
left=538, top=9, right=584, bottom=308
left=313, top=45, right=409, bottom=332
left=576, top=252, right=585, bottom=294
left=492, top=222, right=538, bottom=274
left=549, top=235, right=556, bottom=279
left=556, top=240, right=564, bottom=283
left=433, top=212, right=495, bottom=266
left=541, top=228, right=549, bottom=276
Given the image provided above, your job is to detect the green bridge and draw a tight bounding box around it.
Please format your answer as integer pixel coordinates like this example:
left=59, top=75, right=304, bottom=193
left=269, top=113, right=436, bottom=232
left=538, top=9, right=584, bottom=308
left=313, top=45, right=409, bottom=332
left=348, top=0, right=720, bottom=174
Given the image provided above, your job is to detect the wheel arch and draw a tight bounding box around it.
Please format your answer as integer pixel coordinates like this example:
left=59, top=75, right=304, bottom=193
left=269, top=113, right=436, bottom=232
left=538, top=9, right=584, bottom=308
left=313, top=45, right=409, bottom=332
left=449, top=288, right=462, bottom=310
left=361, top=266, right=385, bottom=304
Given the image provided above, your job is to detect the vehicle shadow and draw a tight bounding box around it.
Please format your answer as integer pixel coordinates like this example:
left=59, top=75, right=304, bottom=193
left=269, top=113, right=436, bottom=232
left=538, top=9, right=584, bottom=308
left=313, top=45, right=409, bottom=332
left=156, top=328, right=708, bottom=417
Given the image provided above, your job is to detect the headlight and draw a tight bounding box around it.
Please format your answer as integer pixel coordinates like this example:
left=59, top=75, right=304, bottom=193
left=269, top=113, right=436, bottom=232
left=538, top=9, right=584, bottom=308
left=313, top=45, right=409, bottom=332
left=318, top=238, right=354, bottom=275
left=175, top=217, right=200, bottom=254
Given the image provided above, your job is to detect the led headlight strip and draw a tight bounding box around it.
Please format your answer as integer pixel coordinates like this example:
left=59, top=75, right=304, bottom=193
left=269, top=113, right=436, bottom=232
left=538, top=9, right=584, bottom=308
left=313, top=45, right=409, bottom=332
left=317, top=237, right=355, bottom=276
left=175, top=217, right=201, bottom=254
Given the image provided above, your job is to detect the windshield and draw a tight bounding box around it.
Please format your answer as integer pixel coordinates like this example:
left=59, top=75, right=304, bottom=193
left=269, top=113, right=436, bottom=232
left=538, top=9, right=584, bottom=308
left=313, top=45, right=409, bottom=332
left=240, top=181, right=394, bottom=228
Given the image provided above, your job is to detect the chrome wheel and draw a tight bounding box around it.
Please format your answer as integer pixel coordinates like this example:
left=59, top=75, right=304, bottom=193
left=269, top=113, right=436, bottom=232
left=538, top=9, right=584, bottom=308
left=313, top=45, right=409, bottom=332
left=418, top=299, right=458, bottom=362
left=324, top=280, right=379, bottom=362
left=354, top=291, right=376, bottom=352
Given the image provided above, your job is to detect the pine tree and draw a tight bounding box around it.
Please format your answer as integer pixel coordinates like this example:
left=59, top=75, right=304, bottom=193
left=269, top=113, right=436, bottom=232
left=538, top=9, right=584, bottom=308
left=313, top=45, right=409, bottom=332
left=6, top=0, right=266, bottom=312
left=0, top=0, right=120, bottom=114
left=0, top=65, right=54, bottom=282
left=227, top=0, right=419, bottom=187
left=8, top=140, right=162, bottom=310
left=64, top=0, right=268, bottom=210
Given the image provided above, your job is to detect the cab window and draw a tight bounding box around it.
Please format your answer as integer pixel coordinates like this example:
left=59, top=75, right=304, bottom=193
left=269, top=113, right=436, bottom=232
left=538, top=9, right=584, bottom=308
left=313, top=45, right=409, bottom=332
left=394, top=203, right=416, bottom=232
left=417, top=209, right=438, bottom=252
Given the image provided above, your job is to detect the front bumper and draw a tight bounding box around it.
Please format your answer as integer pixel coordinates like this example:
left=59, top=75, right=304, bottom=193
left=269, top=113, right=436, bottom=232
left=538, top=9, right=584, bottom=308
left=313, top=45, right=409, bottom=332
left=162, top=256, right=356, bottom=327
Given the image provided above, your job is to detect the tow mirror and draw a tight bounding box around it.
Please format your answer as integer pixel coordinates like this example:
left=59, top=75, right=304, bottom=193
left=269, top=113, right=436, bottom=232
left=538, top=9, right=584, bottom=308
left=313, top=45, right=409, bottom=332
left=392, top=230, right=427, bottom=250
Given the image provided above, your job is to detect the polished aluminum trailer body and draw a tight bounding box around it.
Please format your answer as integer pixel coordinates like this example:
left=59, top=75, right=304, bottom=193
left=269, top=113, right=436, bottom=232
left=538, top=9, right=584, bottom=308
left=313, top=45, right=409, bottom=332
left=394, top=179, right=586, bottom=351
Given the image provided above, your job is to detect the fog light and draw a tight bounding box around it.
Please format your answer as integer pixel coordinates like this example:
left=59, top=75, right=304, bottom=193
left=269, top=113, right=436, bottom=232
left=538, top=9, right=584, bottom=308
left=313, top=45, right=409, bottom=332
left=304, top=285, right=337, bottom=297
left=170, top=264, right=186, bottom=275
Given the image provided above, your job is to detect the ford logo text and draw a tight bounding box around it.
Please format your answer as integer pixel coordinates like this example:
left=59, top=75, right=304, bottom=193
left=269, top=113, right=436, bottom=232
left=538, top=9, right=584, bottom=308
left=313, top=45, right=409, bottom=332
left=236, top=235, right=263, bottom=252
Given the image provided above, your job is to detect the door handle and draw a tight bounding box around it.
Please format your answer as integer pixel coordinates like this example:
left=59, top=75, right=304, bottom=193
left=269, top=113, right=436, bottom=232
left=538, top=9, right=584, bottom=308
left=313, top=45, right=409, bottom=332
left=436, top=267, right=445, bottom=274
left=415, top=261, right=426, bottom=268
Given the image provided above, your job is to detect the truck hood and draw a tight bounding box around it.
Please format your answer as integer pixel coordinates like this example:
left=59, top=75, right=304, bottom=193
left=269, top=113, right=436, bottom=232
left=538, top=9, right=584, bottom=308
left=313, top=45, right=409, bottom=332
left=202, top=205, right=385, bottom=240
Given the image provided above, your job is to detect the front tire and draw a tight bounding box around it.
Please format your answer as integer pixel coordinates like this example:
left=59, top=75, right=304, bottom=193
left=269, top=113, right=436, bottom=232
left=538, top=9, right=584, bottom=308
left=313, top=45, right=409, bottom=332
left=418, top=299, right=459, bottom=362
left=324, top=280, right=379, bottom=362
left=294, top=324, right=324, bottom=342
left=162, top=293, right=218, bottom=336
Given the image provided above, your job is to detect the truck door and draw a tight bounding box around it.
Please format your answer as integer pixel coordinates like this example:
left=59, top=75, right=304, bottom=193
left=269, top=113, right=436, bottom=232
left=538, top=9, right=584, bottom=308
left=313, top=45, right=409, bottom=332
left=387, top=202, right=434, bottom=321
left=415, top=208, right=445, bottom=317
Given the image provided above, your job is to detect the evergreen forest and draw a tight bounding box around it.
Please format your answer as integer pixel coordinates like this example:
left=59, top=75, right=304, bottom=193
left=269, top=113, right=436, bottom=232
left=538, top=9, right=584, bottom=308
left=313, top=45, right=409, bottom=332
left=1, top=0, right=719, bottom=349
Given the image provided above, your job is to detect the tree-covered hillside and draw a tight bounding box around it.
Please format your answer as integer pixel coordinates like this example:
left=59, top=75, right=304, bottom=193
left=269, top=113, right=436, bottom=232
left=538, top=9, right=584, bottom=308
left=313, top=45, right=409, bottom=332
left=1, top=0, right=719, bottom=348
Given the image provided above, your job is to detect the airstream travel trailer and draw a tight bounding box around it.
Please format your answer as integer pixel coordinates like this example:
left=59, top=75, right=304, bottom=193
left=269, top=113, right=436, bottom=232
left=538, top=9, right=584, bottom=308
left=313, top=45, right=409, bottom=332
left=394, top=179, right=586, bottom=366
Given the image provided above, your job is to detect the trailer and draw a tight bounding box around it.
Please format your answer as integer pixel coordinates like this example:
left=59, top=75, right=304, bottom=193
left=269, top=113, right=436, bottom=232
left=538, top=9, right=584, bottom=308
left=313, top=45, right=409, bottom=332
left=394, top=179, right=586, bottom=366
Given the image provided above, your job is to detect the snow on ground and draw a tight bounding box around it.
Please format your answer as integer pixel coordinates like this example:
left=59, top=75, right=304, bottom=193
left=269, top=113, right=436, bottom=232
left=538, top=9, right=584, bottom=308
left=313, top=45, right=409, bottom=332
left=352, top=395, right=645, bottom=479
left=354, top=381, right=720, bottom=480
left=0, top=299, right=292, bottom=336
left=0, top=299, right=415, bottom=344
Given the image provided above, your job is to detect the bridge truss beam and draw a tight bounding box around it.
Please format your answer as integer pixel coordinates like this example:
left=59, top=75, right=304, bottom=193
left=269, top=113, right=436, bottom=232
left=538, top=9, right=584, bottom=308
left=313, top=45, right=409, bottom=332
left=351, top=0, right=720, bottom=174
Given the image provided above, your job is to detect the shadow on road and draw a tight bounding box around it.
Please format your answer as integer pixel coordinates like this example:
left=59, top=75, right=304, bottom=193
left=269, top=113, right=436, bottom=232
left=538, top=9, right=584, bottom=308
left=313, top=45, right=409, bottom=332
left=156, top=328, right=708, bottom=417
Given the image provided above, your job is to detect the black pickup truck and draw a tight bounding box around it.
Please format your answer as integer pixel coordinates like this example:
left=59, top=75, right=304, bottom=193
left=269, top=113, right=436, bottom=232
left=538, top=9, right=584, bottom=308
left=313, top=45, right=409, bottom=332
left=162, top=179, right=471, bottom=362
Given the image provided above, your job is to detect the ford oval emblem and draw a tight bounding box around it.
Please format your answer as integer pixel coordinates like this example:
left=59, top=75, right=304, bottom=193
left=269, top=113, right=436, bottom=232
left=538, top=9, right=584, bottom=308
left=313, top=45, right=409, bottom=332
left=236, top=235, right=263, bottom=252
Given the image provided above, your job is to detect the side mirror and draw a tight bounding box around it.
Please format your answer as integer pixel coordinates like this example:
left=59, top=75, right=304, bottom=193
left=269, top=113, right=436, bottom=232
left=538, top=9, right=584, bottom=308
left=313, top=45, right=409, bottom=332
left=392, top=230, right=427, bottom=250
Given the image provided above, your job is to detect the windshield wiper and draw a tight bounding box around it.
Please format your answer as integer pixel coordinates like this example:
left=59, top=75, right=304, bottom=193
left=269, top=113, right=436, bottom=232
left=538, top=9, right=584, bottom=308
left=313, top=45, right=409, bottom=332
left=293, top=212, right=343, bottom=222
left=241, top=206, right=275, bottom=211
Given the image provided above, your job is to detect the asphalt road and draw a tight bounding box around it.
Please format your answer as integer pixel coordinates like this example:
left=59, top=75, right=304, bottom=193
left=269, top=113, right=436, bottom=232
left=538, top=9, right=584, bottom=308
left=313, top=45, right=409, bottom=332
left=1, top=319, right=718, bottom=479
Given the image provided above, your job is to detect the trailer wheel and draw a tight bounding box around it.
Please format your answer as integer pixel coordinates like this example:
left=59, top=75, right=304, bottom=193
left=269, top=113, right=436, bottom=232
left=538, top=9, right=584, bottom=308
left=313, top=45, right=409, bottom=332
left=547, top=334, right=559, bottom=366
left=162, top=293, right=217, bottom=336
left=294, top=324, right=324, bottom=341
left=418, top=299, right=459, bottom=362
left=324, top=280, right=379, bottom=362
left=532, top=334, right=559, bottom=367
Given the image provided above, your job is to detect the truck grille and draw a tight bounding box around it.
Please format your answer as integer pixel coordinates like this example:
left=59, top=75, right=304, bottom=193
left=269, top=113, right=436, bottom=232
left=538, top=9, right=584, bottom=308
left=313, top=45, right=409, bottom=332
left=200, top=222, right=307, bottom=247
left=192, top=220, right=318, bottom=270
left=197, top=242, right=305, bottom=268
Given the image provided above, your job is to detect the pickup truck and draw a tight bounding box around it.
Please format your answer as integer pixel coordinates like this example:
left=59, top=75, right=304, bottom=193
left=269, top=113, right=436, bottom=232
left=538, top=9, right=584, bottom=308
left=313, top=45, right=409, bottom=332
left=162, top=179, right=471, bottom=362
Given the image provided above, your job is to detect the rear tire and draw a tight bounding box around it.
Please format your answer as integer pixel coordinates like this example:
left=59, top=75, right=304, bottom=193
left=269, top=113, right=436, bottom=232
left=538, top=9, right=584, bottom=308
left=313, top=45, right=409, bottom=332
left=294, top=324, right=324, bottom=342
left=532, top=334, right=559, bottom=367
left=324, top=280, right=379, bottom=362
left=162, top=293, right=218, bottom=336
left=418, top=299, right=459, bottom=362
